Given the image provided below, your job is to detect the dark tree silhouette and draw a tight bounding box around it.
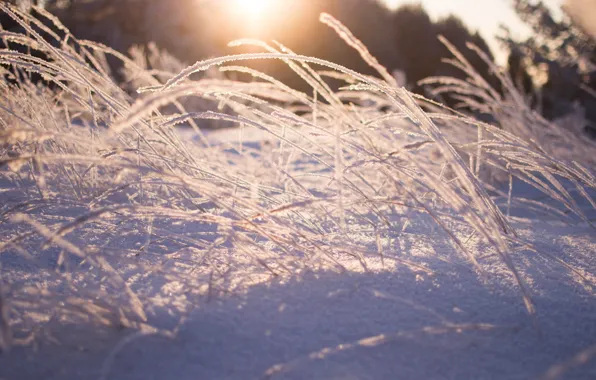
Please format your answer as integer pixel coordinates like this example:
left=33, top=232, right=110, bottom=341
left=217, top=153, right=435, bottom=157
left=208, top=0, right=399, bottom=92
left=391, top=4, right=496, bottom=108
left=2, top=0, right=500, bottom=104
left=434, top=15, right=494, bottom=78
left=499, top=0, right=596, bottom=136
left=507, top=46, right=534, bottom=96
left=43, top=0, right=399, bottom=92
left=392, top=4, right=438, bottom=90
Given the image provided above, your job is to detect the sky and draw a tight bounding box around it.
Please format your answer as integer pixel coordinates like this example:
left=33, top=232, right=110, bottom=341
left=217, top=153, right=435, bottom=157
left=382, top=0, right=564, bottom=63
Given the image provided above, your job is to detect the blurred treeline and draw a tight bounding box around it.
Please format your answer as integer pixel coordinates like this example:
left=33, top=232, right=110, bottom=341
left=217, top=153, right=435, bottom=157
left=2, top=0, right=596, bottom=136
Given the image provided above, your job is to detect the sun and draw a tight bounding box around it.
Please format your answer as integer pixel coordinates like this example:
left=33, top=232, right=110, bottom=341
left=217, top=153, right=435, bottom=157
left=232, top=0, right=274, bottom=18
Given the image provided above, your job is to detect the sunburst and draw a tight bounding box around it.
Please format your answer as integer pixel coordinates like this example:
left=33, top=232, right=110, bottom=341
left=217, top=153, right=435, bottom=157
left=232, top=0, right=274, bottom=18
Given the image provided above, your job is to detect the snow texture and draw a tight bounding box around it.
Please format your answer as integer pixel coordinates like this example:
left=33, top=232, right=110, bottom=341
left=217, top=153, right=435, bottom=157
left=1, top=127, right=595, bottom=380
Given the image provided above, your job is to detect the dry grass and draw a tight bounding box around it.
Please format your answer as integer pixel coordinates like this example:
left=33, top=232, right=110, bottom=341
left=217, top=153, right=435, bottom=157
left=0, top=4, right=594, bottom=350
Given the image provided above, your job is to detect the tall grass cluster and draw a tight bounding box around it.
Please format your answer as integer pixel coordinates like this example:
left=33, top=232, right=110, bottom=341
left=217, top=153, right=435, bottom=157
left=0, top=4, right=594, bottom=351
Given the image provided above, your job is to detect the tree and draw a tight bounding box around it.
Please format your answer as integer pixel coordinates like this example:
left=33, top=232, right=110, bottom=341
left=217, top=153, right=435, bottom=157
left=499, top=0, right=596, bottom=133
left=434, top=15, right=494, bottom=79
left=209, top=0, right=399, bottom=91
left=392, top=3, right=438, bottom=90
left=392, top=4, right=495, bottom=108
left=42, top=0, right=398, bottom=92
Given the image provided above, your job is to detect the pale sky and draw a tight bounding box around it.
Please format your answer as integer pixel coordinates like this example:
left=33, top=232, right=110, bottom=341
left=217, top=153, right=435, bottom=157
left=383, top=0, right=564, bottom=63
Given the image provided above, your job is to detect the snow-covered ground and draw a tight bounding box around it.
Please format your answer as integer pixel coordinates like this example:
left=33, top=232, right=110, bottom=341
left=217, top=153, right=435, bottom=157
left=1, top=126, right=595, bottom=380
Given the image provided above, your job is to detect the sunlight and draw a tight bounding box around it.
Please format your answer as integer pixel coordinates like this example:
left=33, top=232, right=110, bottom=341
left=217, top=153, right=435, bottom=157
left=233, top=0, right=274, bottom=18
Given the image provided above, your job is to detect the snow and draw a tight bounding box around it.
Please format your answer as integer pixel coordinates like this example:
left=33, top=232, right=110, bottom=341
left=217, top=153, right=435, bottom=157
left=1, top=126, right=595, bottom=380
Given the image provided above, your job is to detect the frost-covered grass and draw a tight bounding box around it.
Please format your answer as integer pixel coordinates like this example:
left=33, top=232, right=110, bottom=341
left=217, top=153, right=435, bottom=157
left=0, top=4, right=595, bottom=377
